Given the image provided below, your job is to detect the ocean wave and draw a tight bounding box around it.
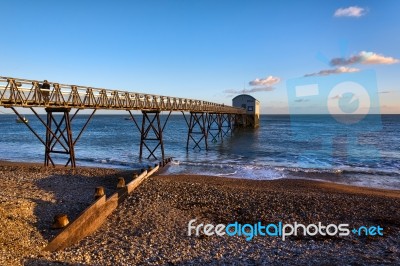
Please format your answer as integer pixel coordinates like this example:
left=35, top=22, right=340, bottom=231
left=162, top=159, right=400, bottom=189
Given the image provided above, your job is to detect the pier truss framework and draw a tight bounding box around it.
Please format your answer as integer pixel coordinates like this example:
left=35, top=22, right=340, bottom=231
left=0, top=76, right=247, bottom=167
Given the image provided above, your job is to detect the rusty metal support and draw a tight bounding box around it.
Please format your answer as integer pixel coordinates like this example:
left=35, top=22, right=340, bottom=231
left=206, top=113, right=234, bottom=143
left=138, top=111, right=170, bottom=160
left=30, top=107, right=95, bottom=147
left=230, top=114, right=235, bottom=133
left=220, top=113, right=233, bottom=138
left=234, top=113, right=248, bottom=128
left=45, top=108, right=75, bottom=167
left=10, top=107, right=95, bottom=168
left=10, top=107, right=47, bottom=147
left=184, top=112, right=208, bottom=150
left=0, top=75, right=250, bottom=167
left=232, top=114, right=240, bottom=132
left=207, top=113, right=222, bottom=143
left=73, top=109, right=96, bottom=145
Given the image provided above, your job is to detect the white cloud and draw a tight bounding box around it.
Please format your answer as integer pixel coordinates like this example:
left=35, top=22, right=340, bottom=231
left=304, top=66, right=360, bottom=77
left=334, top=6, right=366, bottom=17
left=249, top=76, right=280, bottom=86
left=331, top=51, right=399, bottom=66
left=223, top=75, right=280, bottom=94
left=360, top=52, right=399, bottom=65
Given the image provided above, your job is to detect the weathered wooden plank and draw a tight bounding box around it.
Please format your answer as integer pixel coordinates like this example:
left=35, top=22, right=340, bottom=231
left=126, top=171, right=148, bottom=194
left=44, top=195, right=106, bottom=252
left=44, top=166, right=160, bottom=252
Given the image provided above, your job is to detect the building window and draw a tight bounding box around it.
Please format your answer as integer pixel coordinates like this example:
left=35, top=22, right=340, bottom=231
left=241, top=104, right=246, bottom=108
left=248, top=106, right=253, bottom=111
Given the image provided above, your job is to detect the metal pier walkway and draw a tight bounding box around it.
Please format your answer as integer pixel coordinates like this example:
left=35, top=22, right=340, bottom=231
left=0, top=76, right=247, bottom=168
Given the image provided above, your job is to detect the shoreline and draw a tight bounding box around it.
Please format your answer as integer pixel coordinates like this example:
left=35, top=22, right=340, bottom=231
left=0, top=162, right=398, bottom=264
left=2, top=159, right=400, bottom=192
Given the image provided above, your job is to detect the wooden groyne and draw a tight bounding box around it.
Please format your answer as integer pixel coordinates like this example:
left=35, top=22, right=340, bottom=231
left=44, top=159, right=171, bottom=252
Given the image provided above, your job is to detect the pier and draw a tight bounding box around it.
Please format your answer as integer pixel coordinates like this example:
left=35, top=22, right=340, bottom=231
left=0, top=76, right=248, bottom=168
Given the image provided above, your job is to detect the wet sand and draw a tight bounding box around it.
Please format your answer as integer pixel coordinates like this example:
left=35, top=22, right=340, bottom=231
left=0, top=162, right=398, bottom=265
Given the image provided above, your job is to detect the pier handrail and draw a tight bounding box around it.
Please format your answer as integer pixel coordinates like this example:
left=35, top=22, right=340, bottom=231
left=0, top=76, right=245, bottom=114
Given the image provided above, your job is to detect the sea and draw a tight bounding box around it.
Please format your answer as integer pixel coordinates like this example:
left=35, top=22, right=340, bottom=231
left=0, top=113, right=399, bottom=190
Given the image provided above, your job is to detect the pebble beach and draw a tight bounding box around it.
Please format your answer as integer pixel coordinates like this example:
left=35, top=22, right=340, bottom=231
left=0, top=162, right=399, bottom=265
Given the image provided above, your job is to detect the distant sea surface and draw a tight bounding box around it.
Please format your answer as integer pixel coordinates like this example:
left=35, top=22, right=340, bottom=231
left=0, top=114, right=399, bottom=190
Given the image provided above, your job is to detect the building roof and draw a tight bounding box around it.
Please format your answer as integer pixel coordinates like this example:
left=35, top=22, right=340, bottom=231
left=232, top=94, right=260, bottom=102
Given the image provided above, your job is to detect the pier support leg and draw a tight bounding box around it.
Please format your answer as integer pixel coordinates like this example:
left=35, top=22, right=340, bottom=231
left=221, top=114, right=232, bottom=137
left=184, top=112, right=208, bottom=150
left=44, top=108, right=75, bottom=167
left=207, top=113, right=222, bottom=143
left=230, top=114, right=236, bottom=133
left=139, top=111, right=165, bottom=160
left=10, top=107, right=95, bottom=168
left=234, top=114, right=247, bottom=128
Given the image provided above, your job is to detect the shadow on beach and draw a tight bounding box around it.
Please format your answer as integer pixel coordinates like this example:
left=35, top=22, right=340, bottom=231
left=24, top=258, right=84, bottom=266
left=31, top=167, right=135, bottom=241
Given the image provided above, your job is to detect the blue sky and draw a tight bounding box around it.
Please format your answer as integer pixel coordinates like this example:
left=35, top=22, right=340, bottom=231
left=1, top=0, right=399, bottom=113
